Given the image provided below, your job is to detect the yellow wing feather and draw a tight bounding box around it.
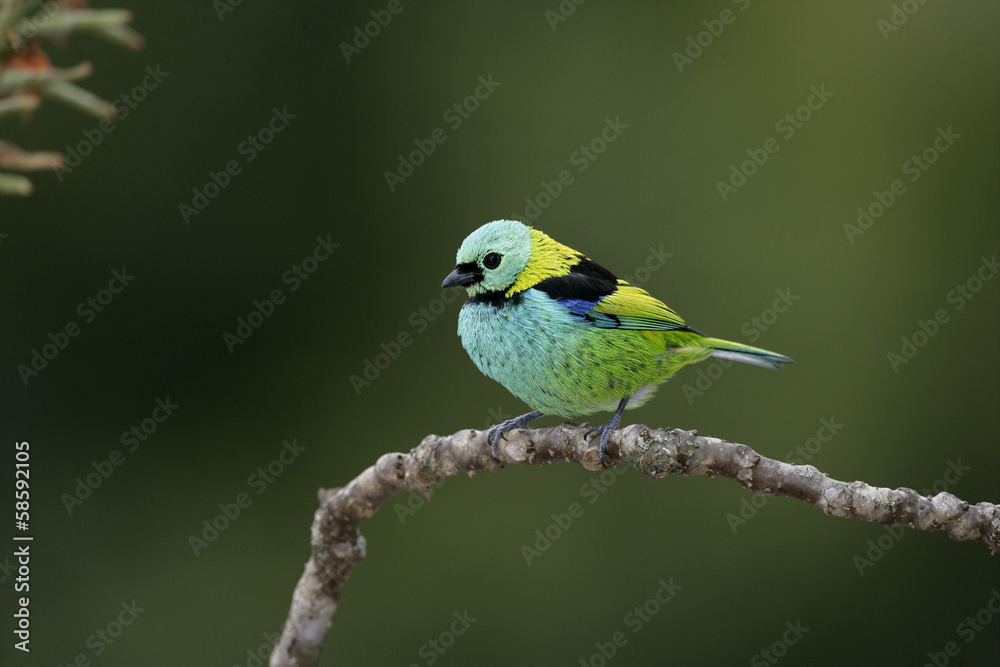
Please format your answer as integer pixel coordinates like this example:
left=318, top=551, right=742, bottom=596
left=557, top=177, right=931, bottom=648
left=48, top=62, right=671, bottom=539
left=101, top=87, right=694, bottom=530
left=593, top=280, right=689, bottom=330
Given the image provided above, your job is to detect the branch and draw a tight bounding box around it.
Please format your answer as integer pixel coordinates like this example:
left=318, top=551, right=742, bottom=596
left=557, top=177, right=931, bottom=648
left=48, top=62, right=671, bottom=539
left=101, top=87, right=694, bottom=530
left=269, top=424, right=1000, bottom=667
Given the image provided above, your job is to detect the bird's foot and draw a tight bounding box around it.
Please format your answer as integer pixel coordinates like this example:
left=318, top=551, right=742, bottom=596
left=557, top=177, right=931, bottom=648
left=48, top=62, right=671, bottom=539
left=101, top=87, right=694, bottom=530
left=587, top=398, right=630, bottom=468
left=486, top=410, right=544, bottom=461
left=586, top=423, right=617, bottom=469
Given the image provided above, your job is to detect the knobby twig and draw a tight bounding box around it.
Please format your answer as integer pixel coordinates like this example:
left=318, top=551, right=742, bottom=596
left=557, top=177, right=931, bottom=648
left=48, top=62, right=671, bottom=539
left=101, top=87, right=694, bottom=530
left=270, top=424, right=1000, bottom=667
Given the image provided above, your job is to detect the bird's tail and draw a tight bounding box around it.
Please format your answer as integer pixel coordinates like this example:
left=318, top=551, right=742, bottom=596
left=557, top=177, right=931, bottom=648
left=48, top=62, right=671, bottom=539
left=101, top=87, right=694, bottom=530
left=701, top=337, right=794, bottom=370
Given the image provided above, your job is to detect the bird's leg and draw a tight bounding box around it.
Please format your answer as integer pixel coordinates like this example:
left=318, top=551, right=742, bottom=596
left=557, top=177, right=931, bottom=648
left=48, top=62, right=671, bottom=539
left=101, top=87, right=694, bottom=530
left=587, top=398, right=630, bottom=468
left=486, top=410, right=544, bottom=461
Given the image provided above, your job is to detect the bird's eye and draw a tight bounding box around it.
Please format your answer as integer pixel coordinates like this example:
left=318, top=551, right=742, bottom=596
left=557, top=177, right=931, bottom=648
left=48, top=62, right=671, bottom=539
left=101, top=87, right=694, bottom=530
left=483, top=252, right=502, bottom=270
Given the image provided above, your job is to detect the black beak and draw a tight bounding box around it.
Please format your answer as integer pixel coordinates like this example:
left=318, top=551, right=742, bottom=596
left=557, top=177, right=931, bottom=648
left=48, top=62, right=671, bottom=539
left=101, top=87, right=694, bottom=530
left=441, top=265, right=481, bottom=288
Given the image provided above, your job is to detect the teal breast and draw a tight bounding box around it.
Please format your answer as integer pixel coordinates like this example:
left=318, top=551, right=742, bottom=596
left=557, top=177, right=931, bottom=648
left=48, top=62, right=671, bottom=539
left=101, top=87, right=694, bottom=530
left=457, top=289, right=679, bottom=417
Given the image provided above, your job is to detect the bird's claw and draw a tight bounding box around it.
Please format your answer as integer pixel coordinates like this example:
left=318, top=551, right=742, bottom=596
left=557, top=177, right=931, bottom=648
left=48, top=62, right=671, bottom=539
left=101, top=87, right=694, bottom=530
left=586, top=424, right=614, bottom=468
left=484, top=410, right=544, bottom=462
left=486, top=423, right=511, bottom=460
left=587, top=398, right=628, bottom=468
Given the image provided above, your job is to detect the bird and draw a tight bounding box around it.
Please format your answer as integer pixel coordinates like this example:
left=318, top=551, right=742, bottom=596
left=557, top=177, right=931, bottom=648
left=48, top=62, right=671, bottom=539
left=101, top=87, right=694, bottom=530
left=441, top=219, right=793, bottom=466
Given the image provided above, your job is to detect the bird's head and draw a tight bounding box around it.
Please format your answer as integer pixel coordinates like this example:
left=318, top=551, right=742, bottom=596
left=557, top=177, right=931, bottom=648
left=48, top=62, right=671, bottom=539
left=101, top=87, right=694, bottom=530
left=441, top=220, right=532, bottom=297
left=442, top=220, right=582, bottom=298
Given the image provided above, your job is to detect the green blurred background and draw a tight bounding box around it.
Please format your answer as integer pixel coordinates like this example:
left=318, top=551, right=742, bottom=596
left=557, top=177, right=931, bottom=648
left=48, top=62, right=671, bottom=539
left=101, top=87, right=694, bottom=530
left=2, top=1, right=998, bottom=665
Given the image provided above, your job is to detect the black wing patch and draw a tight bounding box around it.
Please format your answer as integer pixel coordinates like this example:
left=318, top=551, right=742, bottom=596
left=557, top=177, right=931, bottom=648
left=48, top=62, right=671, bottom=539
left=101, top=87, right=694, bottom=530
left=533, top=257, right=618, bottom=301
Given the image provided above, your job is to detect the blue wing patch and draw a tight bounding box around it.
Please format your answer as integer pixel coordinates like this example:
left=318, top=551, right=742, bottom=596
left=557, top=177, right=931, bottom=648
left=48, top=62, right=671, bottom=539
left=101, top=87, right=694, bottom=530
left=557, top=297, right=621, bottom=328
